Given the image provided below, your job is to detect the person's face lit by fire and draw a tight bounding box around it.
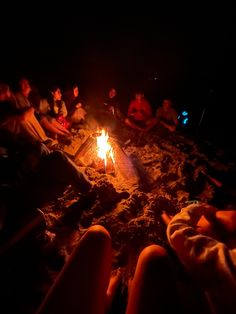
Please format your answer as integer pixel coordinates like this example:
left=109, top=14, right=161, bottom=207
left=52, top=88, right=62, bottom=101
left=20, top=79, right=31, bottom=97
left=163, top=99, right=172, bottom=111
left=135, top=93, right=144, bottom=102
left=109, top=88, right=116, bottom=99
left=73, top=86, right=79, bottom=98
left=0, top=84, right=12, bottom=101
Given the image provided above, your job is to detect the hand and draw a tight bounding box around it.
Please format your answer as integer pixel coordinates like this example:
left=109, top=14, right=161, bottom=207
left=200, top=204, right=218, bottom=222
left=161, top=211, right=173, bottom=226
left=168, top=125, right=176, bottom=132
left=75, top=103, right=82, bottom=109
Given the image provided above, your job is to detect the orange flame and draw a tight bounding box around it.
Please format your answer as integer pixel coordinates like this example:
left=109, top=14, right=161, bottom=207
left=96, top=129, right=115, bottom=167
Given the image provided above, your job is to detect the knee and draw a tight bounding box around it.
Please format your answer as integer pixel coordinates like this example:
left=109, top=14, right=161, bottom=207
left=138, top=245, right=168, bottom=267
left=52, top=150, right=65, bottom=158
left=151, top=117, right=157, bottom=124
left=86, top=225, right=111, bottom=244
left=49, top=150, right=66, bottom=164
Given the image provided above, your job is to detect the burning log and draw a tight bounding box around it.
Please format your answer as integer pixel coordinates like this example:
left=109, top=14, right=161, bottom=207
left=75, top=135, right=97, bottom=166
left=74, top=129, right=139, bottom=187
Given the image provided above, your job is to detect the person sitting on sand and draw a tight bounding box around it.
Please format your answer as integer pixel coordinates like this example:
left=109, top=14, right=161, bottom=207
left=63, top=84, right=87, bottom=125
left=0, top=83, right=52, bottom=144
left=103, top=88, right=122, bottom=119
left=125, top=91, right=157, bottom=132
left=96, top=87, right=124, bottom=132
left=156, top=99, right=178, bottom=133
left=38, top=87, right=71, bottom=138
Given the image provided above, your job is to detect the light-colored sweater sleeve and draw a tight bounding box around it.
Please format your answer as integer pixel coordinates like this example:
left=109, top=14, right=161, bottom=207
left=55, top=101, right=68, bottom=117
left=167, top=205, right=236, bottom=282
left=167, top=204, right=236, bottom=312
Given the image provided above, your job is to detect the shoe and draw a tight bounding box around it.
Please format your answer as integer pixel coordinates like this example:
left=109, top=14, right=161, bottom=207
left=44, top=138, right=58, bottom=148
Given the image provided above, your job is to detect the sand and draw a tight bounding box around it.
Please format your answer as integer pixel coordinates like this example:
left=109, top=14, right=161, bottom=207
left=42, top=128, right=235, bottom=281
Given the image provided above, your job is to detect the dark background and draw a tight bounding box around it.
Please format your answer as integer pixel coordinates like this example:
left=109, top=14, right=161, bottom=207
left=0, top=5, right=235, bottom=154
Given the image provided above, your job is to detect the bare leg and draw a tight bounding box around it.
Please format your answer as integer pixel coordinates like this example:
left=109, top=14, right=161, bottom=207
left=124, top=118, right=145, bottom=132
left=145, top=117, right=157, bottom=132
left=106, top=268, right=122, bottom=311
left=51, top=119, right=71, bottom=135
left=40, top=117, right=67, bottom=136
left=37, top=225, right=112, bottom=314
left=2, top=115, right=49, bottom=142
left=126, top=245, right=179, bottom=314
left=20, top=115, right=49, bottom=142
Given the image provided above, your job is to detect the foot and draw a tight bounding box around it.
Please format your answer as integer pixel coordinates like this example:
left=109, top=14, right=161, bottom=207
left=106, top=268, right=123, bottom=311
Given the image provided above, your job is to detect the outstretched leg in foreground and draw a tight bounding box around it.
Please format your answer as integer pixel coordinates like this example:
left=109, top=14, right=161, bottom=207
left=37, top=225, right=112, bottom=314
left=126, top=244, right=179, bottom=314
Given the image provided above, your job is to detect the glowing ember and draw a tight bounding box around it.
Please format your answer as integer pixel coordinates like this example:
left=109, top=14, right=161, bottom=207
left=96, top=129, right=115, bottom=168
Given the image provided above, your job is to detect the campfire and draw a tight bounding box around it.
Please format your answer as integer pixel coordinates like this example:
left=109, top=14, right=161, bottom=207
left=75, top=129, right=139, bottom=188
left=96, top=129, right=115, bottom=172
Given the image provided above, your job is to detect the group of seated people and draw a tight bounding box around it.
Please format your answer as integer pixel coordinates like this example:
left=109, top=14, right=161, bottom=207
left=2, top=78, right=235, bottom=313
left=0, top=78, right=96, bottom=147
left=101, top=88, right=178, bottom=134
left=0, top=78, right=178, bottom=149
left=125, top=92, right=178, bottom=133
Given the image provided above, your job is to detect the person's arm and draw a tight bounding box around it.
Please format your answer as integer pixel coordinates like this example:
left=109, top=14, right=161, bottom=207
left=60, top=101, right=68, bottom=117
left=160, top=121, right=176, bottom=132
left=21, top=107, right=35, bottom=120
left=143, top=100, right=152, bottom=118
left=115, top=107, right=124, bottom=121
left=53, top=103, right=58, bottom=115
left=167, top=204, right=236, bottom=287
left=161, top=113, right=178, bottom=132
left=128, top=101, right=135, bottom=116
left=156, top=108, right=165, bottom=123
left=156, top=107, right=177, bottom=131
left=171, top=109, right=178, bottom=129
left=124, top=118, right=145, bottom=131
left=156, top=107, right=161, bottom=116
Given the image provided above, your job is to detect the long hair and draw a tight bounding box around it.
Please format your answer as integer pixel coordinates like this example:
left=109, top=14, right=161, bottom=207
left=47, top=85, right=63, bottom=113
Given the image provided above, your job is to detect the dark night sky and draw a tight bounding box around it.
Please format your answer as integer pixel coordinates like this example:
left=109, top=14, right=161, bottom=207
left=0, top=5, right=235, bottom=149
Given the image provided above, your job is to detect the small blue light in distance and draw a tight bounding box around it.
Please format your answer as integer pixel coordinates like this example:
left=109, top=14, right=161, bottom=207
left=182, top=111, right=188, bottom=116
left=183, top=118, right=189, bottom=125
left=178, top=115, right=180, bottom=119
